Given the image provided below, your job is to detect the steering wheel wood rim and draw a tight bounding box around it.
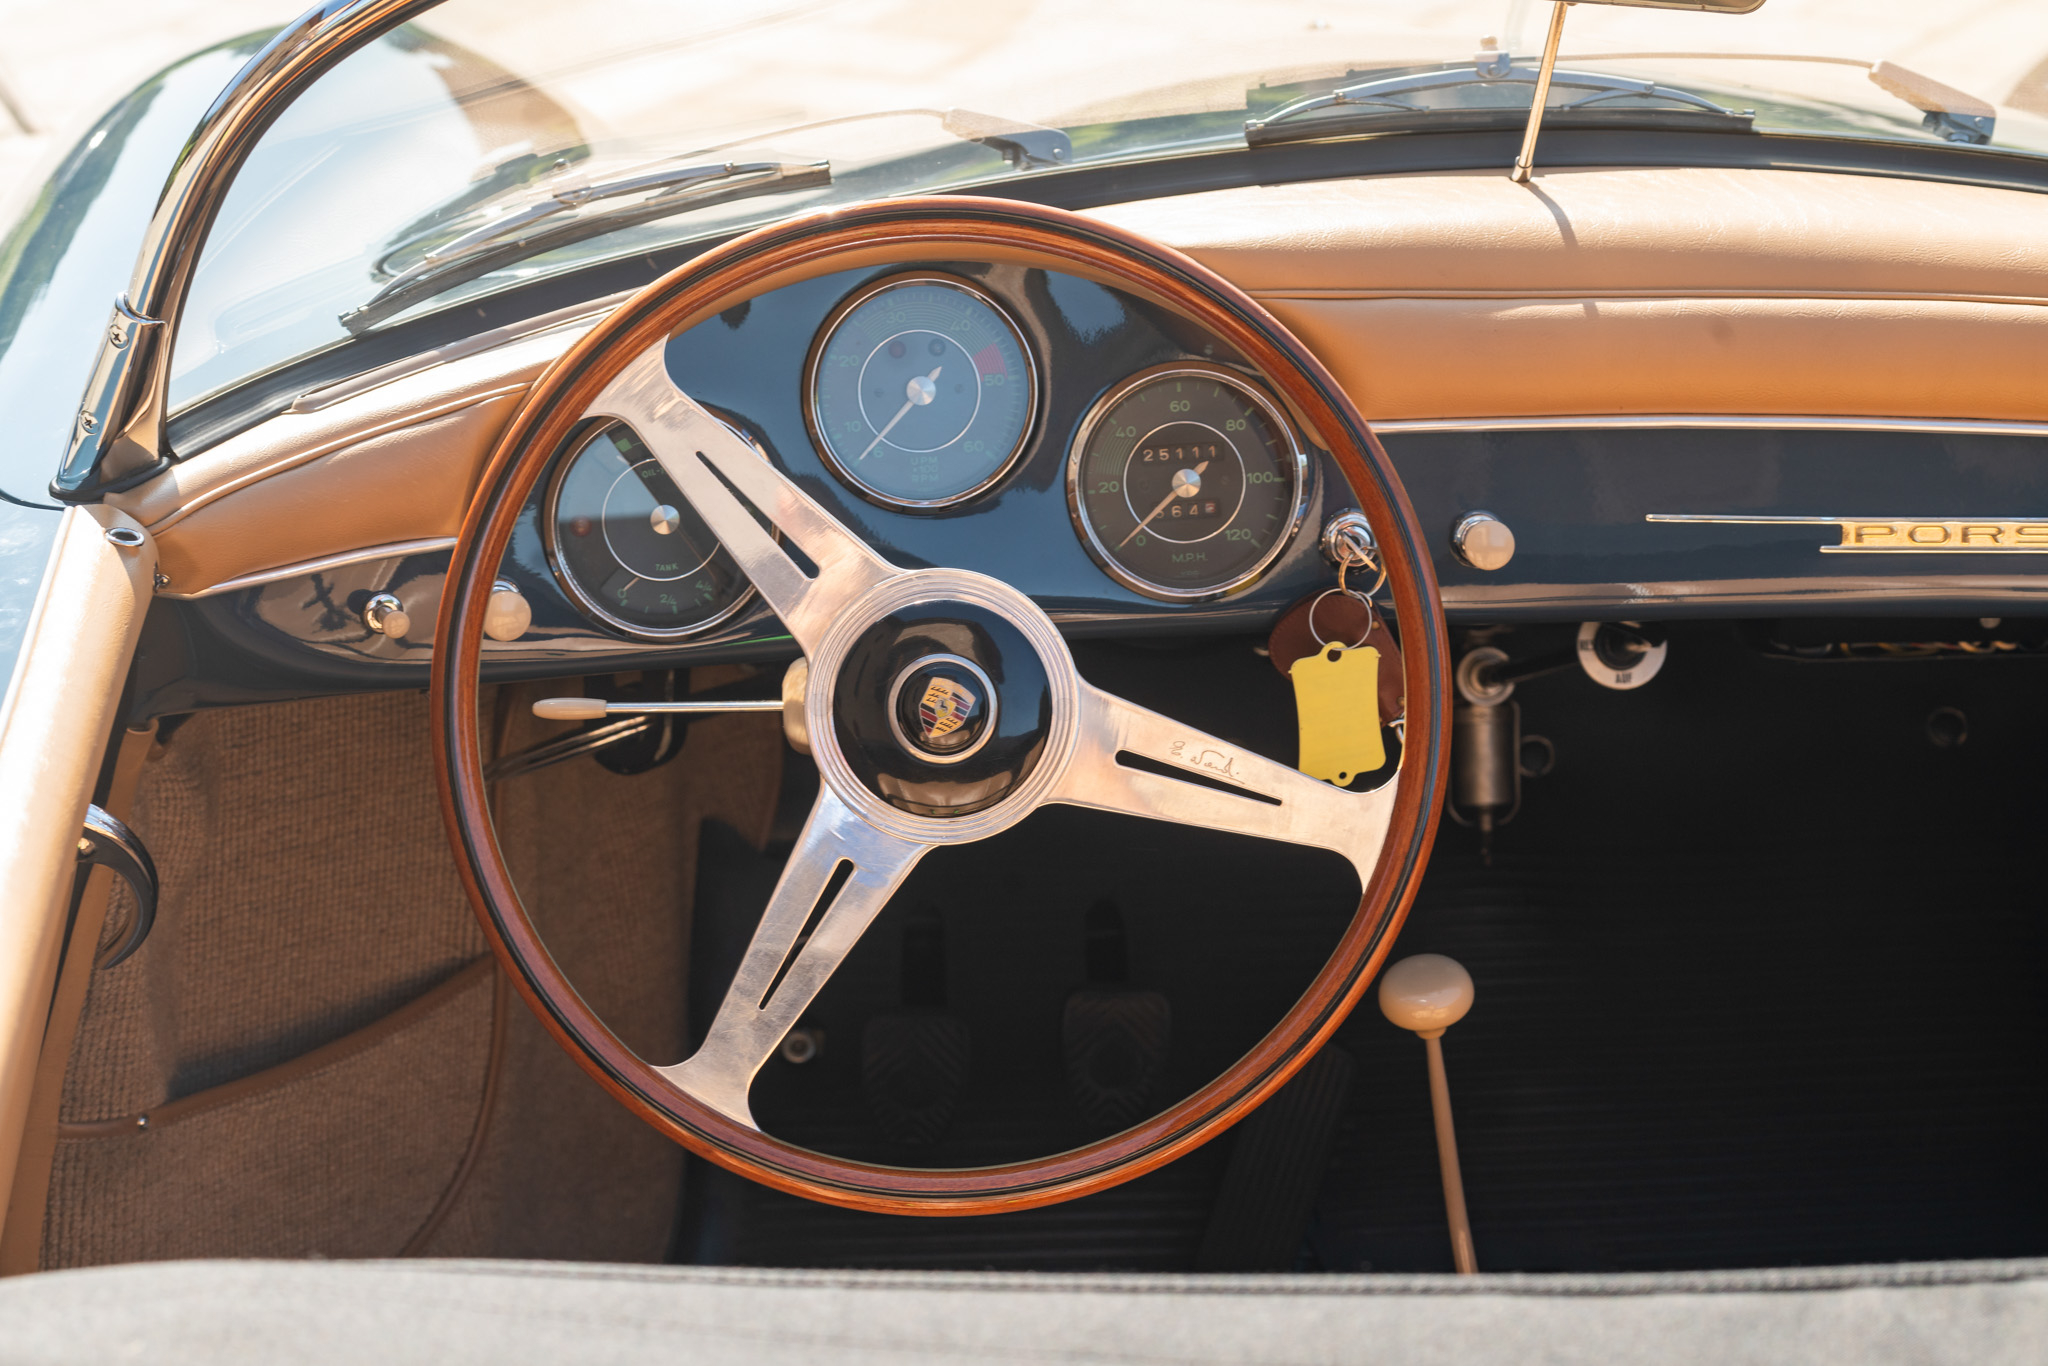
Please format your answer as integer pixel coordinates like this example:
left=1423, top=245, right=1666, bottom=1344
left=433, top=197, right=1450, bottom=1215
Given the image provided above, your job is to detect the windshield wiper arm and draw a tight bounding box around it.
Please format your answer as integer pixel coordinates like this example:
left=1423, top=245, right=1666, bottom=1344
left=1246, top=55, right=1746, bottom=145
left=342, top=158, right=830, bottom=334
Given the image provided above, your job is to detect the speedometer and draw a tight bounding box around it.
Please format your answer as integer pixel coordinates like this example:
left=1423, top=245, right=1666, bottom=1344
left=1067, top=363, right=1310, bottom=600
left=805, top=274, right=1037, bottom=509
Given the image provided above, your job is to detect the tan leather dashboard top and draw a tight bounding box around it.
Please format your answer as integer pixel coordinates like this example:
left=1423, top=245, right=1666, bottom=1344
left=1087, top=166, right=2048, bottom=426
left=120, top=164, right=2048, bottom=595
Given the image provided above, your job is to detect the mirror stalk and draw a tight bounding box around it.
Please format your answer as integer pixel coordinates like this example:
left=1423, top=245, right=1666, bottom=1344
left=1511, top=2, right=1571, bottom=184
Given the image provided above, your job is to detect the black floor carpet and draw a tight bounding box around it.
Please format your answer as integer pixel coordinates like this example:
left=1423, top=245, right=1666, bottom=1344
left=677, top=622, right=2048, bottom=1272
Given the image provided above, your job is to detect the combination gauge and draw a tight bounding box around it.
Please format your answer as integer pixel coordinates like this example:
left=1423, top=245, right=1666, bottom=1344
left=1068, top=363, right=1310, bottom=600
left=543, top=420, right=759, bottom=640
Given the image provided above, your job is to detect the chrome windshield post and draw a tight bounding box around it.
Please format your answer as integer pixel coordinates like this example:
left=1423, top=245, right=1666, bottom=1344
left=51, top=0, right=442, bottom=503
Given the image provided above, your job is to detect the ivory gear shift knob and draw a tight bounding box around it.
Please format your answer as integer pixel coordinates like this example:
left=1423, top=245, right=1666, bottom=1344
left=1378, top=952, right=1475, bottom=1038
left=1380, top=952, right=1479, bottom=1275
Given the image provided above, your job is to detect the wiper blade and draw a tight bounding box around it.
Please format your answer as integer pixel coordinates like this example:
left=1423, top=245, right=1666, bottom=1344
left=1246, top=54, right=1749, bottom=147
left=342, top=158, right=830, bottom=334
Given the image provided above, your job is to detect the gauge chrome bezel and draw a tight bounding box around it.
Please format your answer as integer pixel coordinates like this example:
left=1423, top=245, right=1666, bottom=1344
left=803, top=272, right=1041, bottom=512
left=541, top=417, right=762, bottom=642
left=1065, top=361, right=1313, bottom=603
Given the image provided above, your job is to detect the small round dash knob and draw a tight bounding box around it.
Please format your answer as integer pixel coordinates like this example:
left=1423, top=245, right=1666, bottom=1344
left=1379, top=954, right=1475, bottom=1038
left=484, top=579, right=533, bottom=642
left=362, top=593, right=410, bottom=640
left=1451, top=512, right=1515, bottom=571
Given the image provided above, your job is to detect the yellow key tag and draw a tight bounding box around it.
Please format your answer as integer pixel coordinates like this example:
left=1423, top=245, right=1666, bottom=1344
left=1289, top=644, right=1384, bottom=785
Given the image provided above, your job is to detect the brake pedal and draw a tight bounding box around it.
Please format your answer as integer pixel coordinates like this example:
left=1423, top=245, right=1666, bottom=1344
left=862, top=907, right=968, bottom=1145
left=1063, top=987, right=1172, bottom=1134
left=862, top=1011, right=970, bottom=1145
left=1064, top=899, right=1171, bottom=1132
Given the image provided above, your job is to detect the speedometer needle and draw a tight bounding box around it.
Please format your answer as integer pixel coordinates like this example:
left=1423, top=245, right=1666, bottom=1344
left=1119, top=460, right=1208, bottom=548
left=856, top=366, right=943, bottom=461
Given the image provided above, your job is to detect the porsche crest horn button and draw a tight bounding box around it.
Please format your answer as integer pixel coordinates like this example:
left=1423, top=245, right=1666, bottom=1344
left=888, top=654, right=998, bottom=764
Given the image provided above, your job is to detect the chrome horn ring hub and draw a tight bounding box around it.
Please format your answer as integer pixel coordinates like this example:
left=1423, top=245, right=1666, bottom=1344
left=805, top=567, right=1081, bottom=845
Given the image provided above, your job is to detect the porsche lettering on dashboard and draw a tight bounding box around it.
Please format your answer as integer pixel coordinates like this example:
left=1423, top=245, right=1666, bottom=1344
left=1647, top=514, right=2048, bottom=552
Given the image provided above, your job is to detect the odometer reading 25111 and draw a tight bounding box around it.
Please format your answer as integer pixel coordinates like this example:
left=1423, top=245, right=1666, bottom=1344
left=1068, top=363, right=1310, bottom=600
left=806, top=275, right=1037, bottom=509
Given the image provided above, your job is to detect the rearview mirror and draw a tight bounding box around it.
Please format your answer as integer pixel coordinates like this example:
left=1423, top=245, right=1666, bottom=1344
left=1512, top=0, right=1766, bottom=182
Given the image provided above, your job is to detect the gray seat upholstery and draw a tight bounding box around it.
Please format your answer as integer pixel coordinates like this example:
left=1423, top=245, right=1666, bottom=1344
left=2, top=1257, right=2045, bottom=1364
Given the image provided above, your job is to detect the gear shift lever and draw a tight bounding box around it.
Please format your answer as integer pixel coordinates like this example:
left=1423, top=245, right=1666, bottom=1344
left=1379, top=953, right=1478, bottom=1274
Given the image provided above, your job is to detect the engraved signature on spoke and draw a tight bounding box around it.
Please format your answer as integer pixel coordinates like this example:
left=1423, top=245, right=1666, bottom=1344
left=1167, top=738, right=1244, bottom=782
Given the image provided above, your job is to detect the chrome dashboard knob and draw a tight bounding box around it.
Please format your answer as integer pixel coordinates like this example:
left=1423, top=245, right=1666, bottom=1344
left=1451, top=511, right=1515, bottom=571
left=362, top=592, right=410, bottom=640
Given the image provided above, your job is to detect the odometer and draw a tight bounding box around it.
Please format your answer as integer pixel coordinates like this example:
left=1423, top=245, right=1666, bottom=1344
left=806, top=274, right=1037, bottom=509
left=1067, top=364, right=1309, bottom=600
left=544, top=421, right=758, bottom=639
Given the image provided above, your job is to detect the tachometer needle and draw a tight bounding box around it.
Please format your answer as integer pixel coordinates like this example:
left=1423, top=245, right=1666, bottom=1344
left=1118, top=460, right=1208, bottom=548
left=856, top=366, right=943, bottom=461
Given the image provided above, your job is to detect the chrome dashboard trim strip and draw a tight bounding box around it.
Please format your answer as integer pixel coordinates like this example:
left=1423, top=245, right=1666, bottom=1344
left=1646, top=513, right=2048, bottom=553
left=1372, top=414, right=2048, bottom=438
left=1441, top=575, right=2048, bottom=620
left=160, top=536, right=455, bottom=600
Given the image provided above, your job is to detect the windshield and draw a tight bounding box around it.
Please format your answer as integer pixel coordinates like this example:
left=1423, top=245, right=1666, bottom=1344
left=169, top=0, right=2048, bottom=413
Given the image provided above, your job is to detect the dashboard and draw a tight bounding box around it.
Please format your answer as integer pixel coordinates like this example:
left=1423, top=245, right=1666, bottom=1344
left=124, top=165, right=2048, bottom=719
left=135, top=259, right=1361, bottom=714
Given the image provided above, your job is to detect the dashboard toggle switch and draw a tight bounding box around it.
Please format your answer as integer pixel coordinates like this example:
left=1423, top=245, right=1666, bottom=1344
left=362, top=592, right=410, bottom=640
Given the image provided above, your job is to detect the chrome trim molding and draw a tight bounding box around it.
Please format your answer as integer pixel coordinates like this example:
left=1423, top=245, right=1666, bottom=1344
left=1442, top=576, right=2048, bottom=620
left=1648, top=513, right=2048, bottom=553
left=160, top=536, right=456, bottom=600
left=1372, top=414, right=2048, bottom=438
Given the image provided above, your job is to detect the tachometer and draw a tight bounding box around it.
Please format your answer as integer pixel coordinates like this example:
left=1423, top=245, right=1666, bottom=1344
left=1067, top=363, right=1309, bottom=600
left=805, top=274, right=1037, bottom=509
left=544, top=421, right=758, bottom=639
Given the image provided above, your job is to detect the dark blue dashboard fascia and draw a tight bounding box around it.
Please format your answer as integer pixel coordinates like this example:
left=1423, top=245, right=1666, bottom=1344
left=130, top=261, right=1351, bottom=718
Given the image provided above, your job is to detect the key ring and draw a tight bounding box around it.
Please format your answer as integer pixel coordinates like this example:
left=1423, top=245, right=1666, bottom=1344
left=1307, top=582, right=1375, bottom=651
left=1344, top=544, right=1388, bottom=601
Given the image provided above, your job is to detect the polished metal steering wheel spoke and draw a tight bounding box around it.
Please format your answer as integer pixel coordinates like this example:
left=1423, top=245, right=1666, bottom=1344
left=1049, top=683, right=1396, bottom=887
left=588, top=344, right=902, bottom=655
left=658, top=786, right=931, bottom=1128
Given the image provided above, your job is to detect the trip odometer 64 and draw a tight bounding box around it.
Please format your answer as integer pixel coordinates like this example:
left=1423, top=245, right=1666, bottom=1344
left=1068, top=363, right=1310, bottom=600
left=806, top=274, right=1037, bottom=509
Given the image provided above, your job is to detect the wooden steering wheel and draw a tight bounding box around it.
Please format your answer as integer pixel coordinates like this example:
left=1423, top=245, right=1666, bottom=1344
left=433, top=198, right=1449, bottom=1215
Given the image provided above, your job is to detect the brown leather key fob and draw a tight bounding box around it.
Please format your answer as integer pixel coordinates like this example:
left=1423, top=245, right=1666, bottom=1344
left=1269, top=592, right=1405, bottom=721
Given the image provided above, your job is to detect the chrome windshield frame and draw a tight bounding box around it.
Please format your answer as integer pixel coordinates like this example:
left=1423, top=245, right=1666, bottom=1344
left=52, top=0, right=444, bottom=503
